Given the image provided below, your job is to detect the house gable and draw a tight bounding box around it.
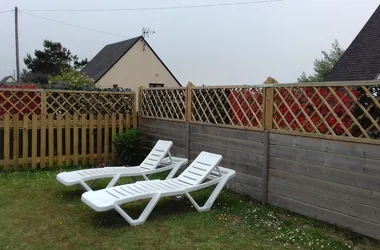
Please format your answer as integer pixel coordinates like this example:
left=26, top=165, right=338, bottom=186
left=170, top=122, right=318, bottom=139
left=326, top=4, right=380, bottom=81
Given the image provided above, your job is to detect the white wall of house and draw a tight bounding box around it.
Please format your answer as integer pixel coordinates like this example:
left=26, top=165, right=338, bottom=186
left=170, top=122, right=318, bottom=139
left=95, top=38, right=180, bottom=110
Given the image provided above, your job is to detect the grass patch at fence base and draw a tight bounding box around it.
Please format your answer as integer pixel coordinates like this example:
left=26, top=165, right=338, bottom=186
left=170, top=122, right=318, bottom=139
left=0, top=169, right=379, bottom=250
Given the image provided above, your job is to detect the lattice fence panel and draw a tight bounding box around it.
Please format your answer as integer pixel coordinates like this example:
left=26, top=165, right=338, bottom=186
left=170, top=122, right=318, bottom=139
left=0, top=90, right=42, bottom=120
left=273, top=85, right=380, bottom=139
left=45, top=91, right=135, bottom=117
left=140, top=88, right=187, bottom=120
left=191, top=87, right=264, bottom=128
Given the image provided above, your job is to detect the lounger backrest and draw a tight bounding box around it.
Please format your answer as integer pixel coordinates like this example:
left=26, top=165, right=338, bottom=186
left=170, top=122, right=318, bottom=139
left=140, top=140, right=173, bottom=170
left=177, top=151, right=223, bottom=186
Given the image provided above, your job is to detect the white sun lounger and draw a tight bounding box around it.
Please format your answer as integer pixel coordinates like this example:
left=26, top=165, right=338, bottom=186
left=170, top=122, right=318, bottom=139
left=56, top=140, right=188, bottom=191
left=81, top=151, right=236, bottom=226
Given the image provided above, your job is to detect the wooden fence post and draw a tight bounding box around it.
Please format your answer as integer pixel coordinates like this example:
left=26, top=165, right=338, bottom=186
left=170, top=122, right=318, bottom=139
left=263, top=86, right=274, bottom=130
left=186, top=82, right=193, bottom=162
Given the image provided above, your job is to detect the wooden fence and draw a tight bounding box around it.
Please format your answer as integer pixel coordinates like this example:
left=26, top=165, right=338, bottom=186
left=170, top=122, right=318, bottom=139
left=139, top=81, right=380, bottom=240
left=0, top=113, right=137, bottom=170
left=0, top=88, right=137, bottom=170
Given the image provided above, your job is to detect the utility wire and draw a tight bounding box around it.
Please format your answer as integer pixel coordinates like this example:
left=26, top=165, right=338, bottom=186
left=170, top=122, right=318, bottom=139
left=0, top=10, right=13, bottom=14
left=22, top=0, right=283, bottom=12
left=19, top=11, right=127, bottom=38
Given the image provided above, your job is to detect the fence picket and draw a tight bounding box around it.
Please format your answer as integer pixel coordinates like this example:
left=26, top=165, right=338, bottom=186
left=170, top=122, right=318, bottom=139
left=97, top=114, right=102, bottom=164
left=65, top=114, right=71, bottom=164
left=22, top=115, right=28, bottom=169
left=57, top=114, right=63, bottom=166
left=111, top=113, right=116, bottom=163
left=73, top=113, right=78, bottom=165
left=31, top=114, right=37, bottom=169
left=48, top=114, right=54, bottom=167
left=40, top=114, right=46, bottom=168
left=13, top=116, right=19, bottom=169
left=104, top=114, right=109, bottom=164
left=89, top=114, right=95, bottom=165
left=81, top=115, right=87, bottom=166
left=3, top=114, right=10, bottom=170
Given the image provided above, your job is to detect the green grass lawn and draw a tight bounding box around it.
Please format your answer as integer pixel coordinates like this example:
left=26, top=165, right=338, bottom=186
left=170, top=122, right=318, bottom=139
left=0, top=168, right=379, bottom=250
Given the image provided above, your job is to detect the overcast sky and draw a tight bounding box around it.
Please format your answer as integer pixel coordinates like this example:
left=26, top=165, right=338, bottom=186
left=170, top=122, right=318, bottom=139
left=0, top=0, right=379, bottom=85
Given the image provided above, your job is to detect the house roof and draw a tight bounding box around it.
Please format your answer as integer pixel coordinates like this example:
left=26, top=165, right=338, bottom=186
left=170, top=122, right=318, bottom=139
left=326, top=5, right=380, bottom=81
left=0, top=75, right=15, bottom=83
left=81, top=36, right=181, bottom=86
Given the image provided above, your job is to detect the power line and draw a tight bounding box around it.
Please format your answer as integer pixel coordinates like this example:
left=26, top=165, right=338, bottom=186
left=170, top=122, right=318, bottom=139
left=19, top=11, right=127, bottom=38
left=21, top=0, right=283, bottom=12
left=0, top=10, right=13, bottom=14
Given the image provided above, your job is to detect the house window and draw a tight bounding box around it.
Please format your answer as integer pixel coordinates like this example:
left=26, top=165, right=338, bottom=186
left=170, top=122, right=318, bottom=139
left=149, top=83, right=164, bottom=88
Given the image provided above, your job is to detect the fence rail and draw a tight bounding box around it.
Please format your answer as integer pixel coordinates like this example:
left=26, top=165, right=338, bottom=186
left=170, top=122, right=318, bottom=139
left=0, top=113, right=137, bottom=170
left=139, top=81, right=380, bottom=143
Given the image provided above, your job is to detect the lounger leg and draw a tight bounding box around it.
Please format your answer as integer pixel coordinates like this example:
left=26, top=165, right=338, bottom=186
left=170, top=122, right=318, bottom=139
left=106, top=174, right=121, bottom=188
left=185, top=177, right=228, bottom=212
left=79, top=180, right=93, bottom=192
left=113, top=194, right=161, bottom=226
left=165, top=163, right=181, bottom=180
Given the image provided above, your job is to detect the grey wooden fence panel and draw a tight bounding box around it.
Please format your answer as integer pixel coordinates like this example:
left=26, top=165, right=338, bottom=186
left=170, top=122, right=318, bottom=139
left=268, top=193, right=380, bottom=240
left=270, top=132, right=380, bottom=160
left=139, top=118, right=187, bottom=158
left=189, top=124, right=265, bottom=201
left=269, top=144, right=380, bottom=177
left=269, top=169, right=380, bottom=208
left=269, top=133, right=380, bottom=240
left=269, top=157, right=380, bottom=192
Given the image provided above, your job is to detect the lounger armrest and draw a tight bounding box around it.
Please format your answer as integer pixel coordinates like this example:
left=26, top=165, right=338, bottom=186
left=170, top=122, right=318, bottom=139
left=184, top=178, right=222, bottom=193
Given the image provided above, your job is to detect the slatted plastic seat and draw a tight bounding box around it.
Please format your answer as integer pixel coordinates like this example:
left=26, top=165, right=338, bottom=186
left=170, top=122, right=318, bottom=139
left=56, top=140, right=188, bottom=191
left=81, top=151, right=236, bottom=226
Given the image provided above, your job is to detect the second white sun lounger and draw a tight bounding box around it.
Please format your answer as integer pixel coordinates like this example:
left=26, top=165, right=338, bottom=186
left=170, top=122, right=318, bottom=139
left=57, top=140, right=188, bottom=191
left=81, top=151, right=236, bottom=226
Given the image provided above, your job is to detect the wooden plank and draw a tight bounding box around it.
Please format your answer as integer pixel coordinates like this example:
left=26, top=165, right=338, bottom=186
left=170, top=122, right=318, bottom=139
left=269, top=169, right=380, bottom=208
left=190, top=133, right=263, bottom=154
left=13, top=116, right=19, bottom=169
left=126, top=113, right=131, bottom=129
left=143, top=133, right=186, bottom=149
left=3, top=114, right=10, bottom=170
left=140, top=125, right=186, bottom=140
left=40, top=114, right=46, bottom=169
left=140, top=117, right=187, bottom=131
left=262, top=130, right=269, bottom=204
left=234, top=172, right=263, bottom=190
left=81, top=115, right=87, bottom=166
left=104, top=114, right=109, bottom=164
left=132, top=112, right=138, bottom=129
left=22, top=115, right=28, bottom=169
left=263, top=88, right=274, bottom=130
left=190, top=123, right=263, bottom=142
left=269, top=132, right=380, bottom=160
left=189, top=150, right=263, bottom=177
left=190, top=142, right=264, bottom=166
left=269, top=144, right=380, bottom=177
left=111, top=114, right=116, bottom=163
left=65, top=114, right=71, bottom=164
left=89, top=114, right=95, bottom=165
left=269, top=157, right=380, bottom=192
left=268, top=193, right=380, bottom=240
left=227, top=182, right=262, bottom=201
left=31, top=114, right=37, bottom=169
left=57, top=114, right=63, bottom=166
left=97, top=114, right=102, bottom=164
left=268, top=181, right=380, bottom=224
left=270, top=129, right=380, bottom=146
left=48, top=114, right=54, bottom=167
left=118, top=113, right=123, bottom=133
left=73, top=113, right=78, bottom=165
